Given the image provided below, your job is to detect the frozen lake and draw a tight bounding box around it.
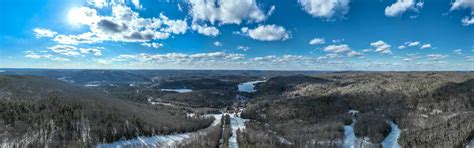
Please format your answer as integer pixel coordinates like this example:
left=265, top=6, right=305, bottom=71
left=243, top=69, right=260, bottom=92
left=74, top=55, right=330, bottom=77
left=238, top=80, right=266, bottom=93
left=161, top=88, right=193, bottom=93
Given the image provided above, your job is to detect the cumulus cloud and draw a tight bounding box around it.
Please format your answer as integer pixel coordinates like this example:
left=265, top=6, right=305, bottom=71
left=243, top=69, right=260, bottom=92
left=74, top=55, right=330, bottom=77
left=131, top=0, right=142, bottom=9
left=450, top=0, right=474, bottom=26
left=25, top=51, right=71, bottom=62
left=453, top=49, right=462, bottom=55
left=48, top=45, right=81, bottom=56
left=187, top=0, right=271, bottom=25
left=420, top=43, right=431, bottom=49
left=297, top=0, right=350, bottom=18
left=370, top=40, right=392, bottom=54
left=309, top=38, right=325, bottom=45
left=240, top=25, right=290, bottom=41
left=33, top=28, right=57, bottom=38
left=323, top=44, right=351, bottom=53
left=347, top=51, right=364, bottom=57
left=398, top=45, right=406, bottom=49
left=52, top=5, right=188, bottom=45
left=46, top=45, right=103, bottom=57
left=466, top=56, right=474, bottom=61
left=191, top=23, right=220, bottom=37
left=405, top=41, right=420, bottom=47
left=214, top=41, right=222, bottom=47
left=450, top=0, right=474, bottom=12
left=87, top=0, right=109, bottom=8
left=237, top=46, right=250, bottom=51
left=461, top=16, right=474, bottom=26
left=79, top=48, right=103, bottom=56
left=87, top=0, right=141, bottom=9
left=141, top=42, right=163, bottom=49
left=385, top=0, right=423, bottom=17
left=25, top=51, right=53, bottom=59
left=321, top=44, right=363, bottom=58
left=426, top=54, right=448, bottom=61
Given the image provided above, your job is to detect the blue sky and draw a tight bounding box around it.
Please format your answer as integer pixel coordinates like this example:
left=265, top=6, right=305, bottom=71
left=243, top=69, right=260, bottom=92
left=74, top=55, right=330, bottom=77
left=0, top=0, right=473, bottom=70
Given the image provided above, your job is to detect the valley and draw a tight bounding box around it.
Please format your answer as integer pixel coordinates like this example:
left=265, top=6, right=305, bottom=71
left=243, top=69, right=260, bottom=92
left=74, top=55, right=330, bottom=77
left=0, top=69, right=473, bottom=147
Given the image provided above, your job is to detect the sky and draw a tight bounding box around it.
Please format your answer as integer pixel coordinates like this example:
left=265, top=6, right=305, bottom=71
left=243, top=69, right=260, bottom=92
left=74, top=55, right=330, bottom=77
left=0, top=0, right=473, bottom=71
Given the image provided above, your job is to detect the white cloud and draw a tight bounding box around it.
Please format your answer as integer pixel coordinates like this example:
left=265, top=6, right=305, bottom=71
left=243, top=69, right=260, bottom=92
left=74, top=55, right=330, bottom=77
left=323, top=44, right=351, bottom=53
left=47, top=45, right=102, bottom=57
left=241, top=25, right=290, bottom=41
left=398, top=45, right=406, bottom=49
left=131, top=0, right=142, bottom=9
left=453, top=49, right=463, bottom=55
left=297, top=0, right=350, bottom=18
left=53, top=32, right=99, bottom=45
left=214, top=41, right=222, bottom=47
left=450, top=0, right=474, bottom=12
left=79, top=48, right=103, bottom=56
left=25, top=52, right=53, bottom=59
left=141, top=42, right=163, bottom=49
left=86, top=0, right=140, bottom=9
left=466, top=56, right=474, bottom=61
left=347, top=50, right=364, bottom=57
left=385, top=0, right=421, bottom=17
left=87, top=0, right=109, bottom=8
left=237, top=46, right=250, bottom=51
left=426, top=54, right=448, bottom=61
left=309, top=38, right=325, bottom=45
left=191, top=23, right=220, bottom=37
left=420, top=43, right=431, bottom=49
left=48, top=45, right=77, bottom=53
left=33, top=28, right=57, bottom=38
left=370, top=40, right=392, bottom=54
left=450, top=0, right=474, bottom=26
left=461, top=16, right=474, bottom=26
left=405, top=41, right=420, bottom=47
left=187, top=0, right=270, bottom=25
left=53, top=5, right=189, bottom=45
left=361, top=49, right=372, bottom=53
left=159, top=14, right=188, bottom=34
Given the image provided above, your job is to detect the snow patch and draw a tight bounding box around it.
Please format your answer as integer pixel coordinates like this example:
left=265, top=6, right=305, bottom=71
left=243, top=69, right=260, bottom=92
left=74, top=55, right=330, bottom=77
left=382, top=122, right=401, bottom=148
left=343, top=110, right=358, bottom=148
left=467, top=139, right=474, bottom=148
left=228, top=112, right=247, bottom=148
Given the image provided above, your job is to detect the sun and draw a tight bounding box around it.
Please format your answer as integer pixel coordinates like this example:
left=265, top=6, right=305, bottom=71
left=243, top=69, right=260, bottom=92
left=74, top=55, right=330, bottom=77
left=67, top=7, right=98, bottom=26
left=67, top=8, right=82, bottom=25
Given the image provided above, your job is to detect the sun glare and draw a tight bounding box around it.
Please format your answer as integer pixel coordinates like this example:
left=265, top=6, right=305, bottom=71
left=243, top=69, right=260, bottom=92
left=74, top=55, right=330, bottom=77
left=67, top=8, right=82, bottom=25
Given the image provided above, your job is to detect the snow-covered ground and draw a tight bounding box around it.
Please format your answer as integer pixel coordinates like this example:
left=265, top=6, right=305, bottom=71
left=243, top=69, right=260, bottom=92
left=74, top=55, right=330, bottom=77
left=228, top=112, right=247, bottom=148
left=96, top=114, right=222, bottom=148
left=343, top=110, right=358, bottom=148
left=160, top=88, right=193, bottom=93
left=467, top=139, right=474, bottom=148
left=382, top=122, right=401, bottom=148
left=238, top=80, right=266, bottom=93
left=342, top=110, right=401, bottom=148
